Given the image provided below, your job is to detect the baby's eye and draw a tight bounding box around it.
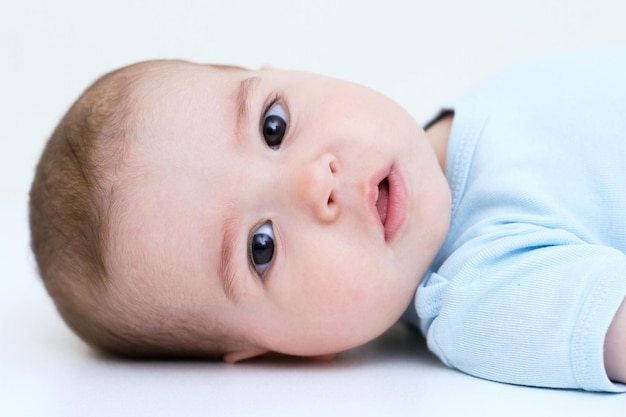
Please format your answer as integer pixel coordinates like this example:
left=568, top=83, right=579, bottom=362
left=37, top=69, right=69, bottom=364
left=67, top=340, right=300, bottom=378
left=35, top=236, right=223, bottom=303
left=261, top=101, right=287, bottom=149
left=249, top=222, right=275, bottom=276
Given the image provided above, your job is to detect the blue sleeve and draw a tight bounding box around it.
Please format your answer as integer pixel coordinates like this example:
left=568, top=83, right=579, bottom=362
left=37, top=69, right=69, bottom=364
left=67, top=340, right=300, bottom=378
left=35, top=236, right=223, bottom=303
left=417, top=227, right=626, bottom=392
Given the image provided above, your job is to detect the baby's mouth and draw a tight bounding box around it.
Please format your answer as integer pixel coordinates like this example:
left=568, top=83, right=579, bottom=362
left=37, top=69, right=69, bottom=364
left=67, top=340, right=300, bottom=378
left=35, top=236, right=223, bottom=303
left=371, top=164, right=407, bottom=242
left=376, top=178, right=390, bottom=225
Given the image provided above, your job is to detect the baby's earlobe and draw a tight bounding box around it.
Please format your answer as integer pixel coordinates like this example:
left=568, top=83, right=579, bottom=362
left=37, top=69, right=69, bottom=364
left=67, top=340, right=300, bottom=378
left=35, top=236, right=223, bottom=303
left=309, top=353, right=337, bottom=362
left=223, top=347, right=269, bottom=363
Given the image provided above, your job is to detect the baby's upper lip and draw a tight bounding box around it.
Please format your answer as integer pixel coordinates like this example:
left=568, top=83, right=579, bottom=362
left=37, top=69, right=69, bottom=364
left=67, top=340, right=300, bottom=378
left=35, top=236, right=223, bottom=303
left=368, top=166, right=391, bottom=238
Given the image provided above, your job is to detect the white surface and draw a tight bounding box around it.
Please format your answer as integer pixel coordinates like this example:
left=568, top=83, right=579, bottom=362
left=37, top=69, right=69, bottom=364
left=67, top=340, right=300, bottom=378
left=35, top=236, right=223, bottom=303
left=3, top=1, right=626, bottom=415
left=3, top=202, right=626, bottom=416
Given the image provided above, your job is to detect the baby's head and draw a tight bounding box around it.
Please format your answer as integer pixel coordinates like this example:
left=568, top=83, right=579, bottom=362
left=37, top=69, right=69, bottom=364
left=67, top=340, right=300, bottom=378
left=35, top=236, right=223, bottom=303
left=29, top=60, right=451, bottom=361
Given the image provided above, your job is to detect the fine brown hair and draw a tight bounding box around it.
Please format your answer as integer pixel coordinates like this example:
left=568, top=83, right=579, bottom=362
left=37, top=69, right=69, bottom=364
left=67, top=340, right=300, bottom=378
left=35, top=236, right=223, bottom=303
left=29, top=64, right=139, bottom=354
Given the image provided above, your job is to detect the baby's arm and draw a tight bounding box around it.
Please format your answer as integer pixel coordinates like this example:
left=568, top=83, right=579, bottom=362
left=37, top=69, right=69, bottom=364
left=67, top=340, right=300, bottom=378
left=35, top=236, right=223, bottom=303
left=605, top=298, right=626, bottom=383
left=420, top=232, right=626, bottom=391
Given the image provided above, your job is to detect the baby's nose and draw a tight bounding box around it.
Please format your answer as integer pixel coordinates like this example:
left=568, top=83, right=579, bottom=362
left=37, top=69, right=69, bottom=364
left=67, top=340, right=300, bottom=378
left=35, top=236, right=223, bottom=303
left=292, top=153, right=339, bottom=223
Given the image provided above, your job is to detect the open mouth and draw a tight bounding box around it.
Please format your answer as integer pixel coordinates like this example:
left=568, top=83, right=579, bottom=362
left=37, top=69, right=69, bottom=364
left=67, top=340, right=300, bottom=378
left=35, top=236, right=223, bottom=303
left=371, top=165, right=407, bottom=242
left=375, top=178, right=390, bottom=226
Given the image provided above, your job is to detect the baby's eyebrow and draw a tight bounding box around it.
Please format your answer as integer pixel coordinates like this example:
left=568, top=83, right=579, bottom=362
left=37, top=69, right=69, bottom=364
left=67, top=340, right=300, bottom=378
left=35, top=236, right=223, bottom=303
left=219, top=217, right=241, bottom=304
left=235, top=76, right=261, bottom=143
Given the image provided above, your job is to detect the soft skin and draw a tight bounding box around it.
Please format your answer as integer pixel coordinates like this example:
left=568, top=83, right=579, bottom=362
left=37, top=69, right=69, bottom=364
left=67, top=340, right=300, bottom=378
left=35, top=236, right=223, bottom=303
left=106, top=62, right=452, bottom=362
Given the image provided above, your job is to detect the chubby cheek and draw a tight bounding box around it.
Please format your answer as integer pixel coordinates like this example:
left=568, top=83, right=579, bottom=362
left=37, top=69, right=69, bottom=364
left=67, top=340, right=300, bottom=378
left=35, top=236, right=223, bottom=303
left=274, top=253, right=403, bottom=352
left=295, top=244, right=386, bottom=302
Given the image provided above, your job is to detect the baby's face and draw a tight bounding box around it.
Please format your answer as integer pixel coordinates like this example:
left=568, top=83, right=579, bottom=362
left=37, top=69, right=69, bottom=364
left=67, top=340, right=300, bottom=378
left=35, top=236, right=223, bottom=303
left=108, top=62, right=451, bottom=359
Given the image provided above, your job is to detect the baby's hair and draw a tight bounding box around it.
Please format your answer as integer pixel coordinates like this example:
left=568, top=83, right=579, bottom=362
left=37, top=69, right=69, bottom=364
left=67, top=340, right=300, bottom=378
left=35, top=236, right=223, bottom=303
left=29, top=61, right=243, bottom=359
left=29, top=63, right=141, bottom=353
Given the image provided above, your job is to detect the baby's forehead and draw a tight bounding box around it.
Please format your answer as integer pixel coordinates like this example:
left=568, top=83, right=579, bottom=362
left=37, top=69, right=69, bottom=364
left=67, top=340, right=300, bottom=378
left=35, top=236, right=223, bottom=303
left=135, top=60, right=249, bottom=89
left=126, top=61, right=251, bottom=126
left=111, top=60, right=250, bottom=193
left=101, top=62, right=254, bottom=270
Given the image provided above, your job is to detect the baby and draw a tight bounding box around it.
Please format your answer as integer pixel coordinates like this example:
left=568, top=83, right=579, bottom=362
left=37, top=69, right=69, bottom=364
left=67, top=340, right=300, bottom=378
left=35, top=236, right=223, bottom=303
left=29, top=48, right=626, bottom=392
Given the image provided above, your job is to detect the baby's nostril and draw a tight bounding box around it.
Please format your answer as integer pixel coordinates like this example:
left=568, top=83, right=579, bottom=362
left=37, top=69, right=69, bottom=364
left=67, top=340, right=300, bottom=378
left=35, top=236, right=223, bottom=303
left=324, top=192, right=339, bottom=220
left=327, top=192, right=335, bottom=206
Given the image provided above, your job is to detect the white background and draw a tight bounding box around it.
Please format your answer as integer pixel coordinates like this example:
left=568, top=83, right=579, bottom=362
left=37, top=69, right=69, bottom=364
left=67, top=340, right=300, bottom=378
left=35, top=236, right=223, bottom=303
left=2, top=1, right=626, bottom=416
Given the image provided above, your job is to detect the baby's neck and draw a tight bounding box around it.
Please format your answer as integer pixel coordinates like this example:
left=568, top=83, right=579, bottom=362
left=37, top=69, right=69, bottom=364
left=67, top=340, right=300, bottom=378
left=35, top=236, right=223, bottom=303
left=425, top=112, right=453, bottom=173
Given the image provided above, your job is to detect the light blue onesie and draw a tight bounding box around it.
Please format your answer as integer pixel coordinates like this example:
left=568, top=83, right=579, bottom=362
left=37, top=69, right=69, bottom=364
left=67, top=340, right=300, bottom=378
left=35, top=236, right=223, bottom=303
left=408, top=48, right=626, bottom=392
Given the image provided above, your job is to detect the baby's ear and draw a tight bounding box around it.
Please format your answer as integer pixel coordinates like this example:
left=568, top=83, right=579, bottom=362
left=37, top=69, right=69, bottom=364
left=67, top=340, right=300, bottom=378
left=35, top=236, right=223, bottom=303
left=309, top=353, right=337, bottom=362
left=259, top=64, right=275, bottom=71
left=223, top=347, right=269, bottom=363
